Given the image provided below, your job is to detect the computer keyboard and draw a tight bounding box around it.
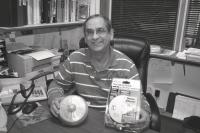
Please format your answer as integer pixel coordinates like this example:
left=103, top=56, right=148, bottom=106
left=0, top=86, right=47, bottom=105
left=27, top=86, right=47, bottom=102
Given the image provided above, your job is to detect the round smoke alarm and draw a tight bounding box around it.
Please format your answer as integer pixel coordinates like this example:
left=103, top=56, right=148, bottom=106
left=59, top=95, right=88, bottom=126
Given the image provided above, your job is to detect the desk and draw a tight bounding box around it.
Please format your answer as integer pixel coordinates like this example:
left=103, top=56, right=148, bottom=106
left=151, top=52, right=200, bottom=76
left=150, top=53, right=200, bottom=67
left=7, top=103, right=157, bottom=133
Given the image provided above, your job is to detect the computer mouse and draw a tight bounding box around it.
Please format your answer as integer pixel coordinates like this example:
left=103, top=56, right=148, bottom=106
left=22, top=102, right=38, bottom=114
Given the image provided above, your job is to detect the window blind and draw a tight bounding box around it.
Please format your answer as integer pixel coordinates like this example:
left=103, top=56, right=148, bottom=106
left=185, top=0, right=200, bottom=48
left=111, top=0, right=179, bottom=50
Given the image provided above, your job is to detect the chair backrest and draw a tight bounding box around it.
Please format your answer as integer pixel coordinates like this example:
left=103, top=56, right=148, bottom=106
left=79, top=37, right=150, bottom=94
left=112, top=37, right=150, bottom=94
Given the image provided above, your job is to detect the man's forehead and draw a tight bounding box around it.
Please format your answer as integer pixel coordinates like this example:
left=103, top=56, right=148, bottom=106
left=86, top=17, right=106, bottom=29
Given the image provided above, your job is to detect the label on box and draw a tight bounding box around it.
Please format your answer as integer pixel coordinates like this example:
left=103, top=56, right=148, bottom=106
left=105, top=78, right=141, bottom=132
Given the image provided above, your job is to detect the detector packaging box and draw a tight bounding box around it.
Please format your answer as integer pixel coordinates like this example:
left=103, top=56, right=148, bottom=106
left=105, top=78, right=141, bottom=132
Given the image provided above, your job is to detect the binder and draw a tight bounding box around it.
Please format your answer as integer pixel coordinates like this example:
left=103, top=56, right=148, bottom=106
left=32, top=0, right=41, bottom=24
left=41, top=0, right=51, bottom=23
left=69, top=0, right=77, bottom=22
left=17, top=0, right=28, bottom=26
left=63, top=0, right=70, bottom=22
left=0, top=0, right=17, bottom=27
left=56, top=0, right=64, bottom=22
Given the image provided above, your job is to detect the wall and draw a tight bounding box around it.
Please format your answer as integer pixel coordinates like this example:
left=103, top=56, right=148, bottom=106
left=100, top=0, right=111, bottom=18
left=172, top=64, right=200, bottom=98
left=6, top=25, right=84, bottom=51
left=147, top=58, right=173, bottom=109
left=147, top=58, right=200, bottom=110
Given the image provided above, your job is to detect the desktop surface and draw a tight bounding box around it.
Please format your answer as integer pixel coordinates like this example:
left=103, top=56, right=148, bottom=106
left=5, top=99, right=196, bottom=133
left=8, top=108, right=197, bottom=133
left=7, top=102, right=157, bottom=133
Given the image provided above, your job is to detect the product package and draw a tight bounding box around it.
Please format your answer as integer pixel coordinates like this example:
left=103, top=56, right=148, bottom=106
left=105, top=78, right=141, bottom=132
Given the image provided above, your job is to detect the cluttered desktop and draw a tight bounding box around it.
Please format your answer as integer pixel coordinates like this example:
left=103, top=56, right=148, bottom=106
left=0, top=40, right=198, bottom=133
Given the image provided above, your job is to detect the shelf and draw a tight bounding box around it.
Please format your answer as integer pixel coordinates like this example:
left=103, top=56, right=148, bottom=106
left=0, top=21, right=84, bottom=33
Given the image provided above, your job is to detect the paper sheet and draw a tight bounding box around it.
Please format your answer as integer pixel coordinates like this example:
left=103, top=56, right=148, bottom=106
left=185, top=48, right=200, bottom=56
left=27, top=50, right=55, bottom=61
left=172, top=95, right=200, bottom=120
left=16, top=103, right=51, bottom=127
left=148, top=58, right=173, bottom=83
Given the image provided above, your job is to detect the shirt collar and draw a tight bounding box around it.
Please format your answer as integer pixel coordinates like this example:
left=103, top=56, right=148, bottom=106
left=82, top=47, right=116, bottom=71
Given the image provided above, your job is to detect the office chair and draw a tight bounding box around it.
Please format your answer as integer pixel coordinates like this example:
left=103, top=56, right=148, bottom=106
left=79, top=37, right=161, bottom=132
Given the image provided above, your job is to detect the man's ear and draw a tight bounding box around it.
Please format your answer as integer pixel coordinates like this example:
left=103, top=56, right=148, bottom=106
left=83, top=38, right=88, bottom=47
left=110, top=29, right=114, bottom=40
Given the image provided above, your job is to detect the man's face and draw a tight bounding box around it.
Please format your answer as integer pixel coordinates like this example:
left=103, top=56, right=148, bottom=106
left=84, top=17, right=113, bottom=52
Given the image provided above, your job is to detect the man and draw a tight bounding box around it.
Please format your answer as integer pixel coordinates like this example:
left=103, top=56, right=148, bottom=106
left=47, top=14, right=150, bottom=132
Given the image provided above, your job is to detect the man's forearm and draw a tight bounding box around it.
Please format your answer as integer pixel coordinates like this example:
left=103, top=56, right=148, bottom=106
left=48, top=91, right=63, bottom=105
left=47, top=80, right=64, bottom=105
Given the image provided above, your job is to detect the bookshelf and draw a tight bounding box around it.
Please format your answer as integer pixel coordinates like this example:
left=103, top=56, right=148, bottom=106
left=0, top=0, right=100, bottom=31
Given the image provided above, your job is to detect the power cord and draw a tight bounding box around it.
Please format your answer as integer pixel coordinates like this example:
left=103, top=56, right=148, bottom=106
left=7, top=70, right=55, bottom=115
left=7, top=81, right=35, bottom=115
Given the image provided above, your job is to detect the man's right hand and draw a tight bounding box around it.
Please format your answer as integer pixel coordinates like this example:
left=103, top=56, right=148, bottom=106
left=50, top=97, right=65, bottom=118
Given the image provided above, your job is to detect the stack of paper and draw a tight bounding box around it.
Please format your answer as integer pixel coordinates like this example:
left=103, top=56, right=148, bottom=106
left=16, top=103, right=51, bottom=127
left=185, top=48, right=200, bottom=62
left=185, top=48, right=200, bottom=56
left=150, top=45, right=162, bottom=54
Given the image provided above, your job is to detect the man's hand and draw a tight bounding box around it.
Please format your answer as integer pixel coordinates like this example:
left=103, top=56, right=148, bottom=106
left=137, top=108, right=150, bottom=123
left=50, top=97, right=65, bottom=118
left=130, top=109, right=150, bottom=132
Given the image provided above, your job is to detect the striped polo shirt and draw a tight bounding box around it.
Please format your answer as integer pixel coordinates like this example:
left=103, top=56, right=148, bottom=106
left=47, top=46, right=140, bottom=108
